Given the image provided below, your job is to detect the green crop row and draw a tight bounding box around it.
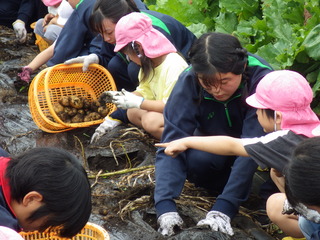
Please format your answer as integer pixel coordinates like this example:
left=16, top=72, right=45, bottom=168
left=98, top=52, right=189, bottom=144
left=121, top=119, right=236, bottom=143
left=145, top=0, right=320, bottom=113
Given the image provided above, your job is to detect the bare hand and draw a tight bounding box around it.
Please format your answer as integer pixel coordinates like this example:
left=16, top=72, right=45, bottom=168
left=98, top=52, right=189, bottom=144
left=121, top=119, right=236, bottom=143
left=155, top=140, right=188, bottom=158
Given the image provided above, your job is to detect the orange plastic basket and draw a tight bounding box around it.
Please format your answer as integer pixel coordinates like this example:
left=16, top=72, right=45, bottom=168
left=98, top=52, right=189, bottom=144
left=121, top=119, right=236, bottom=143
left=44, top=63, right=117, bottom=128
left=19, top=222, right=110, bottom=240
left=28, top=63, right=116, bottom=133
left=28, top=67, right=75, bottom=133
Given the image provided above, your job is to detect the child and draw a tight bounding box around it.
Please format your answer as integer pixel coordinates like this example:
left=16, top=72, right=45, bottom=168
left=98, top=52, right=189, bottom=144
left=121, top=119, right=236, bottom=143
left=0, top=147, right=91, bottom=238
left=34, top=0, right=73, bottom=44
left=283, top=136, right=320, bottom=239
left=153, top=32, right=272, bottom=237
left=15, top=0, right=73, bottom=87
left=156, top=70, right=320, bottom=237
left=65, top=0, right=195, bottom=91
left=90, top=12, right=188, bottom=143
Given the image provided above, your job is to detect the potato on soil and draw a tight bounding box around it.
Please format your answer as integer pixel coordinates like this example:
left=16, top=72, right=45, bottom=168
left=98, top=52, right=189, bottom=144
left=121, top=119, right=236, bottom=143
left=59, top=96, right=70, bottom=107
left=69, top=95, right=84, bottom=109
left=97, top=106, right=109, bottom=117
left=53, top=102, right=64, bottom=114
left=84, top=112, right=101, bottom=122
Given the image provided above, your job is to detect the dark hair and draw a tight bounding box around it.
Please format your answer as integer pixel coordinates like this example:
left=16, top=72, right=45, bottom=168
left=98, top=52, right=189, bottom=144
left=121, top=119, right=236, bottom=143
left=285, top=137, right=320, bottom=208
left=90, top=0, right=139, bottom=34
left=189, top=32, right=248, bottom=88
left=261, top=109, right=275, bottom=119
left=6, top=147, right=92, bottom=238
left=122, top=41, right=154, bottom=82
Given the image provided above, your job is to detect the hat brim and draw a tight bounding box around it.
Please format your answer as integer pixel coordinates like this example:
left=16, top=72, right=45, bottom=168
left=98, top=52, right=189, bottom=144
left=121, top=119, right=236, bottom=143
left=246, top=93, right=268, bottom=109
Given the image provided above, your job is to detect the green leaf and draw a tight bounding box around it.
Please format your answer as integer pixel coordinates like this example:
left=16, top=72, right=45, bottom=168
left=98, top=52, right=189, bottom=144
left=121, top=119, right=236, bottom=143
left=303, top=24, right=320, bottom=60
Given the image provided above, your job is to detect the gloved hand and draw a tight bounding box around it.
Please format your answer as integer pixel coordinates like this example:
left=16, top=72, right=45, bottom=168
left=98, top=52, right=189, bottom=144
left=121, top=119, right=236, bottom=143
left=112, top=89, right=144, bottom=109
left=99, top=91, right=124, bottom=105
left=197, top=210, right=234, bottom=236
left=294, top=203, right=320, bottom=223
left=282, top=198, right=298, bottom=215
left=12, top=20, right=27, bottom=43
left=64, top=53, right=99, bottom=72
left=157, top=212, right=183, bottom=236
left=90, top=116, right=121, bottom=144
left=15, top=66, right=33, bottom=89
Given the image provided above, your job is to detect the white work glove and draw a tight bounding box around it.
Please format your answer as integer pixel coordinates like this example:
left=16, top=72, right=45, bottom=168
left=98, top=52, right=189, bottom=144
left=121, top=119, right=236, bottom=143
left=90, top=116, right=121, bottom=144
left=99, top=90, right=124, bottom=105
left=157, top=212, right=184, bottom=236
left=64, top=53, right=99, bottom=72
left=112, top=89, right=144, bottom=109
left=197, top=210, right=234, bottom=236
left=12, top=20, right=27, bottom=43
left=282, top=198, right=320, bottom=223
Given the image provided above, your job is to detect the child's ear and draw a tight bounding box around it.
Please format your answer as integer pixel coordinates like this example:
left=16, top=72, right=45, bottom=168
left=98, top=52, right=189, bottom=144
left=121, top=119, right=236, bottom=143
left=275, top=111, right=282, bottom=123
left=22, top=191, right=43, bottom=206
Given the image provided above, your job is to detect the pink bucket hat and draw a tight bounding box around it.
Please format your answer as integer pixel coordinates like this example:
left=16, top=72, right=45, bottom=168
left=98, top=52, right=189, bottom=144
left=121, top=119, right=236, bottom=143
left=42, top=0, right=62, bottom=7
left=246, top=70, right=320, bottom=137
left=114, top=12, right=177, bottom=58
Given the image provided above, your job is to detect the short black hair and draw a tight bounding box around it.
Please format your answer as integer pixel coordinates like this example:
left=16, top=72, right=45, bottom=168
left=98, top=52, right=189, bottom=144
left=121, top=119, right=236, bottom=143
left=6, top=147, right=91, bottom=238
left=285, top=136, right=320, bottom=208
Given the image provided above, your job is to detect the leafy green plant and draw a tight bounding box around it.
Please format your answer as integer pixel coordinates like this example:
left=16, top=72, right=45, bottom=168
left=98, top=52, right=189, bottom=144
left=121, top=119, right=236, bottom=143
left=145, top=0, right=320, bottom=113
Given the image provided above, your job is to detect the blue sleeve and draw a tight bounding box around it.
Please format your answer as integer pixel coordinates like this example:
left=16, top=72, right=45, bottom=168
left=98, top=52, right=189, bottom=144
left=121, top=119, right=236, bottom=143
left=17, top=0, right=35, bottom=23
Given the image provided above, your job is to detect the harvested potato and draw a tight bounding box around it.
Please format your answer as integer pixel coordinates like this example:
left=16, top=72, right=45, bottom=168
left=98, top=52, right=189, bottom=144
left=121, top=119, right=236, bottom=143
left=64, top=107, right=77, bottom=117
left=69, top=95, right=84, bottom=109
left=84, top=112, right=101, bottom=122
left=97, top=106, right=109, bottom=117
left=59, top=96, right=70, bottom=107
left=83, top=98, right=91, bottom=109
left=53, top=102, right=64, bottom=114
left=71, top=113, right=85, bottom=123
left=90, top=100, right=101, bottom=112
left=57, top=112, right=70, bottom=122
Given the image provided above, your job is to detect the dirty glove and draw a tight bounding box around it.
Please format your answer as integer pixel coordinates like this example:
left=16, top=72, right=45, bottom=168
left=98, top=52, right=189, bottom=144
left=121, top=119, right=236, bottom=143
left=157, top=212, right=183, bottom=236
left=282, top=198, right=298, bottom=215
left=295, top=203, right=320, bottom=223
left=197, top=210, right=234, bottom=236
left=90, top=116, right=121, bottom=144
left=12, top=20, right=27, bottom=43
left=99, top=91, right=124, bottom=105
left=15, top=66, right=33, bottom=89
left=64, top=53, right=99, bottom=72
left=112, top=89, right=144, bottom=109
left=17, top=66, right=33, bottom=83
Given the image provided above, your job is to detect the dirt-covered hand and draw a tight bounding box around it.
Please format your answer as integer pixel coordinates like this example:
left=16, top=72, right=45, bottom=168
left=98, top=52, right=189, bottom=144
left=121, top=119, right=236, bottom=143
left=90, top=116, right=121, bottom=144
left=12, top=20, right=27, bottom=43
left=197, top=210, right=234, bottom=236
left=157, top=212, right=183, bottom=236
left=64, top=54, right=99, bottom=72
left=112, top=89, right=144, bottom=109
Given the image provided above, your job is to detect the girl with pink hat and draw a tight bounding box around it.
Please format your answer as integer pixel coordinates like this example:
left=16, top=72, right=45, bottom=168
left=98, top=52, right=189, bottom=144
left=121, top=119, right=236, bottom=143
left=156, top=70, right=320, bottom=238
left=90, top=12, right=188, bottom=143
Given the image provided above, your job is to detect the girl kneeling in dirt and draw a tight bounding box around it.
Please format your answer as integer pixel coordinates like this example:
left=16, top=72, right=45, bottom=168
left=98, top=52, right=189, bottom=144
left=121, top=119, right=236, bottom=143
left=157, top=70, right=320, bottom=238
left=90, top=12, right=188, bottom=143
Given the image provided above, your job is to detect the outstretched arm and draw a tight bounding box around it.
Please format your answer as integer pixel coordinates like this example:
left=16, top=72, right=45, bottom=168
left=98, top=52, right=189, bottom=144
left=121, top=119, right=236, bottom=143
left=155, top=136, right=249, bottom=158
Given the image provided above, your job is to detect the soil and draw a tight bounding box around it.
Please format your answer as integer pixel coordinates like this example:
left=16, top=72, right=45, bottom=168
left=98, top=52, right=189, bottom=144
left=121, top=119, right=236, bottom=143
left=0, top=25, right=287, bottom=240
